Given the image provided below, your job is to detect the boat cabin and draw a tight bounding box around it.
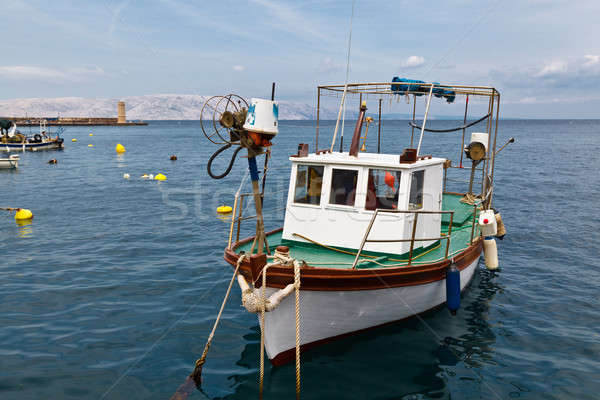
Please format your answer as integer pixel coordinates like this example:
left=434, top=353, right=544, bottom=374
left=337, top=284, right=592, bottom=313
left=282, top=151, right=445, bottom=256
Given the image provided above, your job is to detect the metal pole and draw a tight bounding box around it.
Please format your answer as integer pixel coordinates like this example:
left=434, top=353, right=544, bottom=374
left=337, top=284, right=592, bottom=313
left=377, top=98, right=382, bottom=153
left=459, top=95, right=469, bottom=168
left=236, top=196, right=244, bottom=243
left=482, top=94, right=494, bottom=196
left=331, top=0, right=355, bottom=153
left=408, top=213, right=419, bottom=266
left=316, top=88, right=320, bottom=150
left=488, top=91, right=501, bottom=208
left=416, top=85, right=434, bottom=156
left=248, top=155, right=265, bottom=254
left=445, top=212, right=454, bottom=259
left=470, top=204, right=477, bottom=245
left=351, top=210, right=378, bottom=269
left=260, top=148, right=270, bottom=199
left=330, top=88, right=348, bottom=153
left=227, top=195, right=239, bottom=249
left=410, top=95, right=416, bottom=147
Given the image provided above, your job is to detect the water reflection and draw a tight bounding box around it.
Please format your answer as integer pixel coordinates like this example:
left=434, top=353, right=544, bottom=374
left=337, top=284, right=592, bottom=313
left=15, top=218, right=33, bottom=238
left=213, top=266, right=503, bottom=399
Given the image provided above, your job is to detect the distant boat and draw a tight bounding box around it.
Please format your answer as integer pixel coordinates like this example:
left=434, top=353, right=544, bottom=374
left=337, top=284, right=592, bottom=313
left=0, top=154, right=19, bottom=169
left=1, top=120, right=64, bottom=151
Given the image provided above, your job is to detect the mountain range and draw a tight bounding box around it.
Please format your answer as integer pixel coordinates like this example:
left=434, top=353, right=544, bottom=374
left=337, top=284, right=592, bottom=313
left=0, top=94, right=334, bottom=120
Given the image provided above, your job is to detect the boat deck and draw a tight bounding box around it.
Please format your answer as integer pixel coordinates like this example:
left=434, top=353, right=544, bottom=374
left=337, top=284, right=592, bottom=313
left=235, top=193, right=480, bottom=269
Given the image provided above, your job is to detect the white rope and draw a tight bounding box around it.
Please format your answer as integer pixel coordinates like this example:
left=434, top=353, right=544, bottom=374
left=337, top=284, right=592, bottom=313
left=293, top=260, right=301, bottom=399
left=238, top=253, right=302, bottom=399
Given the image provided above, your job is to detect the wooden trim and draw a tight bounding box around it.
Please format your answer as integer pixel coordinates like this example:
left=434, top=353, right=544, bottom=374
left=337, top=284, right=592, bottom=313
left=224, top=228, right=482, bottom=291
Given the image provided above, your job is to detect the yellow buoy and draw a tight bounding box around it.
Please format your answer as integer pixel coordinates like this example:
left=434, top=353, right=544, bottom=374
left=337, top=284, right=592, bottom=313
left=72, top=138, right=77, bottom=142
left=89, top=133, right=93, bottom=136
left=154, top=173, right=167, bottom=181
left=88, top=144, right=94, bottom=147
left=15, top=208, right=33, bottom=221
left=115, top=143, right=126, bottom=153
left=217, top=205, right=232, bottom=214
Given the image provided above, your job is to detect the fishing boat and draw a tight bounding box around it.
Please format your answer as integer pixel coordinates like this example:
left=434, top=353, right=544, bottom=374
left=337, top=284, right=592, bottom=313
left=0, top=154, right=19, bottom=169
left=0, top=119, right=64, bottom=151
left=201, top=80, right=510, bottom=367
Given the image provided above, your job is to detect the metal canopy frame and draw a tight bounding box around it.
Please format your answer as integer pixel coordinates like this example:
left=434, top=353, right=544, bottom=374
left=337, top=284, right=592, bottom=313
left=314, top=81, right=501, bottom=208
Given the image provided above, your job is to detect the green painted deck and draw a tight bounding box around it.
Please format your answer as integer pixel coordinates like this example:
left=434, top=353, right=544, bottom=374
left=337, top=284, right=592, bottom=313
left=236, top=193, right=480, bottom=269
left=442, top=193, right=477, bottom=226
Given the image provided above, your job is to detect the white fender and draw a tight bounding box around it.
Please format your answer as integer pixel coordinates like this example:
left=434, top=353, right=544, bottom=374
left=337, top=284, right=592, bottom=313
left=483, top=237, right=498, bottom=270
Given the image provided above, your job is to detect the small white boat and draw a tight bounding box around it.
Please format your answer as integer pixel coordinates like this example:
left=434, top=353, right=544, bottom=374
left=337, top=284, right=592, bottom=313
left=0, top=154, right=19, bottom=169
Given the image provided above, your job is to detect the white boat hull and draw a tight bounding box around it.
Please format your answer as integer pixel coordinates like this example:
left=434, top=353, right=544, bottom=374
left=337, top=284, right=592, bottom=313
left=1, top=140, right=63, bottom=152
left=0, top=155, right=19, bottom=169
left=260, top=254, right=480, bottom=363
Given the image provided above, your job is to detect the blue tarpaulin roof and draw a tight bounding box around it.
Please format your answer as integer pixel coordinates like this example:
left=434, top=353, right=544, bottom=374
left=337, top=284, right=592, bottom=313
left=391, top=77, right=456, bottom=103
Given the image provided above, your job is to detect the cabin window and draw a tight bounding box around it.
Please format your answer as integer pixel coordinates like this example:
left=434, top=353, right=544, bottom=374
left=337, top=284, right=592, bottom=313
left=294, top=165, right=324, bottom=205
left=409, top=170, right=424, bottom=210
left=329, top=168, right=358, bottom=206
left=365, top=169, right=401, bottom=210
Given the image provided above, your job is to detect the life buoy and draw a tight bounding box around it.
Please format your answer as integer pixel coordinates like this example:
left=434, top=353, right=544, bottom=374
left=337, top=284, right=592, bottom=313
left=33, top=134, right=42, bottom=142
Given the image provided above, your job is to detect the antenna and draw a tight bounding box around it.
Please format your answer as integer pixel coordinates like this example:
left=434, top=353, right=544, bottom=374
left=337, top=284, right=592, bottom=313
left=330, top=0, right=356, bottom=153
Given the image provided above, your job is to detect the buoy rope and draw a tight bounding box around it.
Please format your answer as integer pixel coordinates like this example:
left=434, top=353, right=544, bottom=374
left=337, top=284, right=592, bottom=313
left=191, top=254, right=245, bottom=383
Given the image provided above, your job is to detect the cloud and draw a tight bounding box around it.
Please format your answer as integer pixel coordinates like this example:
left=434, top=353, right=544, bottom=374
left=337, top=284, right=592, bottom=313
left=402, top=55, right=425, bottom=68
left=316, top=57, right=341, bottom=74
left=0, top=66, right=105, bottom=81
left=233, top=65, right=245, bottom=72
left=491, top=55, right=600, bottom=90
left=534, top=60, right=567, bottom=77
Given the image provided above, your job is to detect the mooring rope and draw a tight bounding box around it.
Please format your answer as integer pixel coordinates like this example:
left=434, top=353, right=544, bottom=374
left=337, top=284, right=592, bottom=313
left=293, top=260, right=301, bottom=399
left=257, top=258, right=302, bottom=399
left=259, top=263, right=268, bottom=398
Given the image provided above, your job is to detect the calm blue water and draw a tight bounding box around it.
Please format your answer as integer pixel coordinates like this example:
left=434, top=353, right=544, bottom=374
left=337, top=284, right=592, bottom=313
left=1, top=120, right=599, bottom=399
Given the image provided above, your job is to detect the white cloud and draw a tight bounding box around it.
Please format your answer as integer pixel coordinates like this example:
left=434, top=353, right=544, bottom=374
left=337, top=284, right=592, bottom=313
left=534, top=60, right=567, bottom=77
left=0, top=66, right=105, bottom=81
left=402, top=55, right=425, bottom=68
left=316, top=57, right=341, bottom=74
left=492, top=55, right=600, bottom=90
left=233, top=65, right=245, bottom=72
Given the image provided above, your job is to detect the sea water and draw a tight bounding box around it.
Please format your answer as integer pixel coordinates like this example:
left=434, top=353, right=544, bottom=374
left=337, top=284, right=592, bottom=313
left=1, top=120, right=599, bottom=399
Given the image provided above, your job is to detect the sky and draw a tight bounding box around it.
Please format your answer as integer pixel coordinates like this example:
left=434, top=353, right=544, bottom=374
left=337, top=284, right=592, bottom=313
left=1, top=0, right=599, bottom=118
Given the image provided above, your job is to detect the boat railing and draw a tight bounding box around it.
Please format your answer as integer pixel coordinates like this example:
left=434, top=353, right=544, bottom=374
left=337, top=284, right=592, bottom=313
left=351, top=209, right=456, bottom=269
left=228, top=192, right=480, bottom=265
left=227, top=191, right=265, bottom=250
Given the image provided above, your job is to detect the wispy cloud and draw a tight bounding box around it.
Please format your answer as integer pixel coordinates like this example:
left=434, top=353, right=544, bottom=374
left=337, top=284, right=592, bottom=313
left=250, top=0, right=334, bottom=44
left=316, top=57, right=342, bottom=74
left=233, top=65, right=245, bottom=72
left=534, top=60, right=567, bottom=77
left=0, top=66, right=105, bottom=81
left=491, top=54, right=600, bottom=90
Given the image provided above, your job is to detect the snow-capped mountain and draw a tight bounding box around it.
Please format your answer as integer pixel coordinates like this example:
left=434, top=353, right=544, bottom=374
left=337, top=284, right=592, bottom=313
left=0, top=94, right=335, bottom=120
